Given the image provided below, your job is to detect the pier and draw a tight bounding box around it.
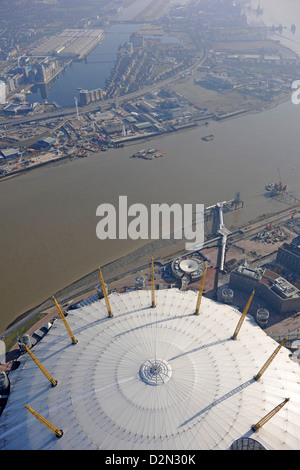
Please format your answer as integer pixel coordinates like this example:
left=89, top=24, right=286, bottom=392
left=217, top=202, right=231, bottom=272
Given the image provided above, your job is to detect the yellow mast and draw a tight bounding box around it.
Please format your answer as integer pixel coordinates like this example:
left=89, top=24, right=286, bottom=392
left=52, top=295, right=78, bottom=344
left=232, top=290, right=255, bottom=340
left=254, top=337, right=287, bottom=381
left=195, top=263, right=207, bottom=315
left=22, top=343, right=57, bottom=387
left=98, top=267, right=113, bottom=317
left=151, top=257, right=156, bottom=308
left=25, top=405, right=63, bottom=438
left=251, top=398, right=290, bottom=432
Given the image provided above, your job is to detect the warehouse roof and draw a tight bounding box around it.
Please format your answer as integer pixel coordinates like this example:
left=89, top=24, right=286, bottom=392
left=0, top=148, right=19, bottom=158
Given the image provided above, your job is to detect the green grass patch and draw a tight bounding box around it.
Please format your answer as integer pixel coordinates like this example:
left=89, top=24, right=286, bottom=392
left=2, top=311, right=51, bottom=353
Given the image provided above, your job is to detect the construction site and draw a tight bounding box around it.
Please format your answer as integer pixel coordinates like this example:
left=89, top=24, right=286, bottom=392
left=0, top=87, right=214, bottom=178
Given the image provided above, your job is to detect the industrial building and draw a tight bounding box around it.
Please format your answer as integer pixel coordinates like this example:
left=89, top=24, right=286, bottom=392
left=276, top=237, right=300, bottom=275
left=1, top=285, right=300, bottom=450
left=34, top=137, right=56, bottom=148
left=0, top=148, right=20, bottom=159
left=0, top=80, right=6, bottom=104
left=79, top=88, right=104, bottom=106
left=230, top=262, right=300, bottom=314
left=129, top=32, right=145, bottom=49
left=30, top=29, right=104, bottom=60
left=2, top=103, right=33, bottom=116
left=35, top=60, right=60, bottom=85
left=171, top=256, right=205, bottom=282
left=133, top=121, right=156, bottom=132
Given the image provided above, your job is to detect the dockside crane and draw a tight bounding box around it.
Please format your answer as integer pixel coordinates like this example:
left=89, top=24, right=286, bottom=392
left=275, top=166, right=287, bottom=193
left=274, top=166, right=300, bottom=203
left=13, top=150, right=25, bottom=170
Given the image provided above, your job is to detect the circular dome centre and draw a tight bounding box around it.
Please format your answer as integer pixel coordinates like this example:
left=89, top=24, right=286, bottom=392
left=179, top=259, right=199, bottom=273
left=139, top=359, right=172, bottom=386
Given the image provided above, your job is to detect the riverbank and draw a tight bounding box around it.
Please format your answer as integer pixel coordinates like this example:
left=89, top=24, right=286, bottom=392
left=0, top=87, right=292, bottom=184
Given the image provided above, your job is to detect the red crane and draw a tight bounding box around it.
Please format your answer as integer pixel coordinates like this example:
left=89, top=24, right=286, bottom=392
left=13, top=151, right=24, bottom=170
left=275, top=166, right=287, bottom=193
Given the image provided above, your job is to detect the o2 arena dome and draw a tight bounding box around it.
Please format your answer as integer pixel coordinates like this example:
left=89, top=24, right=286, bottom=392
left=1, top=288, right=300, bottom=450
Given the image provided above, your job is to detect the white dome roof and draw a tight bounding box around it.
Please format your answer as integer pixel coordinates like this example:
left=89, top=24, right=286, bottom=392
left=1, top=289, right=300, bottom=450
left=179, top=258, right=200, bottom=273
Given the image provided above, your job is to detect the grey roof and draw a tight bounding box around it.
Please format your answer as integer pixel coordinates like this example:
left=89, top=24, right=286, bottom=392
left=0, top=148, right=19, bottom=158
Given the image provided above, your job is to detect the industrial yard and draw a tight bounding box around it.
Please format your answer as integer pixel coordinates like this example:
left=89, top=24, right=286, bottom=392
left=0, top=87, right=215, bottom=177
left=0, top=74, right=295, bottom=179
